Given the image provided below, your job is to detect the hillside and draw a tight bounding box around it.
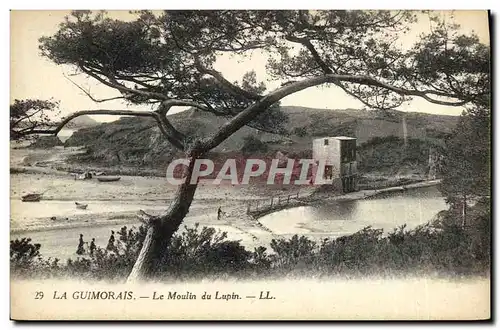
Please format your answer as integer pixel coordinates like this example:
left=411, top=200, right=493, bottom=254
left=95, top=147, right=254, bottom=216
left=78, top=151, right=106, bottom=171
left=28, top=136, right=64, bottom=149
left=63, top=106, right=458, bottom=175
left=63, top=115, right=100, bottom=129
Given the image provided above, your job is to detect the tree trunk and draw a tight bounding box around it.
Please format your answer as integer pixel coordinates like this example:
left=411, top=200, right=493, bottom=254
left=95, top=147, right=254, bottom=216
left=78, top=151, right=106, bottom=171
left=127, top=150, right=201, bottom=283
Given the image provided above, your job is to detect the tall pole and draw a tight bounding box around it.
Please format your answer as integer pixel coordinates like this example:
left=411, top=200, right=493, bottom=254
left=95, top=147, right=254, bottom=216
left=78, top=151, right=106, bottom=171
left=402, top=114, right=408, bottom=148
left=462, top=194, right=467, bottom=228
left=428, top=147, right=437, bottom=180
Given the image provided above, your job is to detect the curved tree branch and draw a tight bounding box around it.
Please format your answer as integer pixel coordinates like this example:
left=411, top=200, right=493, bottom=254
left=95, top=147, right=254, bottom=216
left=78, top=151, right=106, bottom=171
left=200, top=73, right=471, bottom=151
left=26, top=109, right=185, bottom=151
left=154, top=99, right=212, bottom=143
left=285, top=35, right=401, bottom=109
left=157, top=99, right=209, bottom=115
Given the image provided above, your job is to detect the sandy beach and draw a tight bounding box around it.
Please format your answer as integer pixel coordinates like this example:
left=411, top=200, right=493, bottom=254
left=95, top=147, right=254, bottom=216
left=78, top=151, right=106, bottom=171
left=10, top=144, right=296, bottom=259
left=10, top=169, right=285, bottom=258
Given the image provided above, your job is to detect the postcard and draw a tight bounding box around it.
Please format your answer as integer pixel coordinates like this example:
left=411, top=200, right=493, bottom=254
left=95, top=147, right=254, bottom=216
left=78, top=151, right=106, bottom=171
left=9, top=9, right=491, bottom=320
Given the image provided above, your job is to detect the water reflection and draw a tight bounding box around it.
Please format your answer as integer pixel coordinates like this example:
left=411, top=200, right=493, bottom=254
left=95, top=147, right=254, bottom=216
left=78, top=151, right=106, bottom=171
left=259, top=186, right=447, bottom=237
left=58, top=129, right=75, bottom=143
left=311, top=201, right=357, bottom=220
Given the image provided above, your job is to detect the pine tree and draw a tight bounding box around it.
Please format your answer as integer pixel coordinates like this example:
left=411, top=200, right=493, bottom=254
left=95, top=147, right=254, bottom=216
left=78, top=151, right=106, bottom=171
left=439, top=107, right=490, bottom=227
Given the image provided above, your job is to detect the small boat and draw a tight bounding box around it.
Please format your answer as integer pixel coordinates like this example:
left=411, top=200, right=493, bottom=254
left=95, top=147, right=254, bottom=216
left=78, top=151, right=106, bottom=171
left=75, top=202, right=88, bottom=210
left=21, top=193, right=42, bottom=202
left=97, top=176, right=121, bottom=182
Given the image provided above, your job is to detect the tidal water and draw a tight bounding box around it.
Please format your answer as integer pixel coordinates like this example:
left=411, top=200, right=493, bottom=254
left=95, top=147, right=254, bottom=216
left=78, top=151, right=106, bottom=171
left=259, top=186, right=447, bottom=237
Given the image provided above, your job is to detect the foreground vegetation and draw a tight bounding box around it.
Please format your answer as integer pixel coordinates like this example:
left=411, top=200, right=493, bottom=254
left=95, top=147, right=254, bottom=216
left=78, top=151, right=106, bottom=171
left=11, top=200, right=490, bottom=282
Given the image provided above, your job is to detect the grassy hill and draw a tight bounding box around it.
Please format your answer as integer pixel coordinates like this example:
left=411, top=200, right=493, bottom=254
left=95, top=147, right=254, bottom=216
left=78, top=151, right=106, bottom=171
left=63, top=106, right=458, bottom=176
left=63, top=115, right=100, bottom=129
left=28, top=136, right=64, bottom=149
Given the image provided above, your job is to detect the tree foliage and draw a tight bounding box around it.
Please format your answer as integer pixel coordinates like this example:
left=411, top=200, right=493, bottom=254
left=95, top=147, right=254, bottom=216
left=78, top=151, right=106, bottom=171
left=39, top=10, right=287, bottom=135
left=439, top=107, right=491, bottom=206
left=38, top=10, right=490, bottom=149
left=10, top=99, right=60, bottom=140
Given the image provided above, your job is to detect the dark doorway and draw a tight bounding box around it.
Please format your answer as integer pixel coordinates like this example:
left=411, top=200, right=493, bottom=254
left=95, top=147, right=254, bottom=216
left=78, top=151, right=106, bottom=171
left=342, top=176, right=355, bottom=193
left=324, top=165, right=333, bottom=180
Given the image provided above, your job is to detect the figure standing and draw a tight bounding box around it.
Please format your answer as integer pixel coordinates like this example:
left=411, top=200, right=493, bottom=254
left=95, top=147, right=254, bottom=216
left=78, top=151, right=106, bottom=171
left=89, top=238, right=96, bottom=256
left=76, top=234, right=85, bottom=255
left=106, top=230, right=116, bottom=252
left=217, top=206, right=222, bottom=220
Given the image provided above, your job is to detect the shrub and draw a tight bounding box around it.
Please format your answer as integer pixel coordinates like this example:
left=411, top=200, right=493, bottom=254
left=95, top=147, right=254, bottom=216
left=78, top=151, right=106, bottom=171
left=10, top=238, right=41, bottom=269
left=241, top=135, right=269, bottom=155
left=159, top=224, right=253, bottom=279
left=270, top=235, right=317, bottom=271
left=292, top=126, right=308, bottom=137
left=28, top=136, right=63, bottom=149
left=10, top=238, right=60, bottom=278
left=357, top=136, right=439, bottom=175
left=317, top=226, right=385, bottom=274
left=11, top=204, right=491, bottom=281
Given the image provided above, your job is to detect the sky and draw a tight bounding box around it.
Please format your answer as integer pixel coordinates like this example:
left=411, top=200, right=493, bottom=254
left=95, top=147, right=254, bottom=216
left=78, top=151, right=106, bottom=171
left=9, top=10, right=490, bottom=122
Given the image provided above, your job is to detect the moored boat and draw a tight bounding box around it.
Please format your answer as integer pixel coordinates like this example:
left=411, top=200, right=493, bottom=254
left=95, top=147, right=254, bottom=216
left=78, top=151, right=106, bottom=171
left=75, top=202, right=88, bottom=210
left=97, top=176, right=121, bottom=182
left=21, top=193, right=42, bottom=202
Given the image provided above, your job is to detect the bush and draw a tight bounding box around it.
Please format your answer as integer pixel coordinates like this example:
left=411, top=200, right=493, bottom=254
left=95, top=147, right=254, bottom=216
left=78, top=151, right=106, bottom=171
left=10, top=238, right=60, bottom=278
left=241, top=135, right=269, bottom=155
left=357, top=136, right=442, bottom=175
left=11, top=224, right=256, bottom=281
left=270, top=235, right=317, bottom=271
left=29, top=136, right=63, bottom=149
left=10, top=238, right=42, bottom=272
left=159, top=224, right=253, bottom=279
left=292, top=126, right=308, bottom=137
left=318, top=226, right=385, bottom=274
left=11, top=207, right=491, bottom=281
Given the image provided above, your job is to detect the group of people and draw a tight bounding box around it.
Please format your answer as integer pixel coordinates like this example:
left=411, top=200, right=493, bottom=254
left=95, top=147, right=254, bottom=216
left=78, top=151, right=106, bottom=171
left=76, top=234, right=96, bottom=256
left=76, top=230, right=118, bottom=256
left=76, top=208, right=226, bottom=256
